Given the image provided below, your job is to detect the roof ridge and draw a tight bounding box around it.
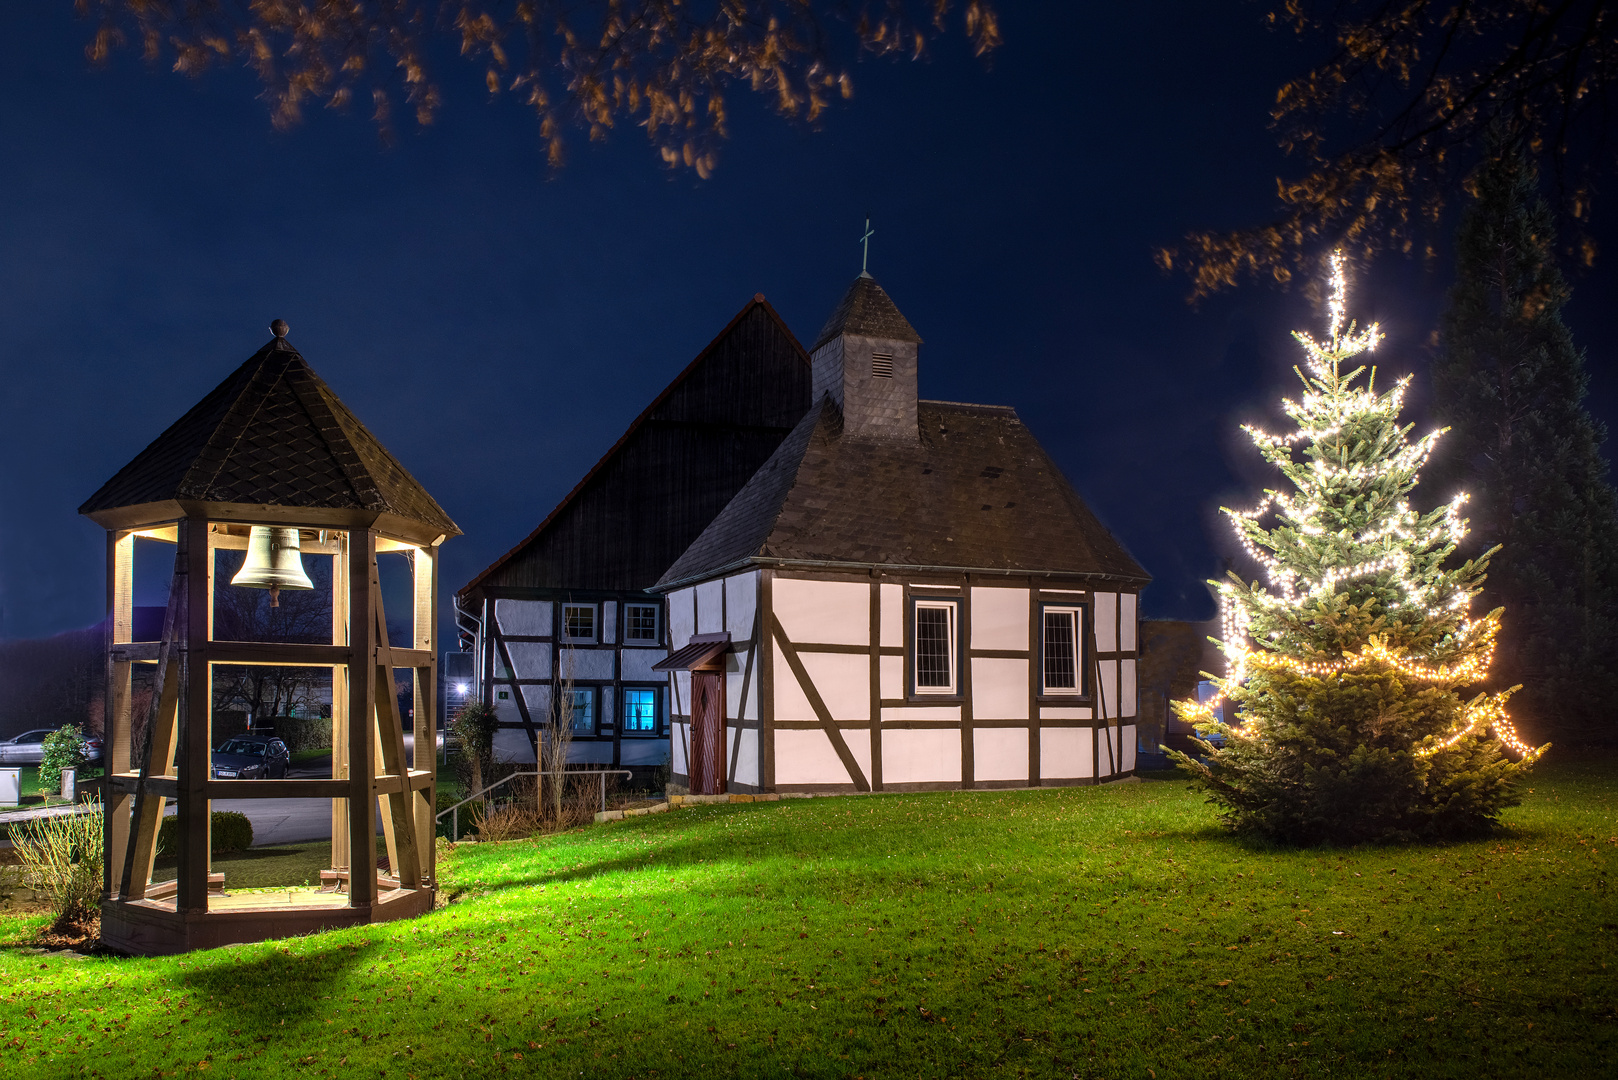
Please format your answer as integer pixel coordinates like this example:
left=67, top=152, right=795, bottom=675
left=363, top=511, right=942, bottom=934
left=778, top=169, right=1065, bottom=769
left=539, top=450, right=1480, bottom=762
left=458, top=294, right=810, bottom=598
left=919, top=399, right=1019, bottom=414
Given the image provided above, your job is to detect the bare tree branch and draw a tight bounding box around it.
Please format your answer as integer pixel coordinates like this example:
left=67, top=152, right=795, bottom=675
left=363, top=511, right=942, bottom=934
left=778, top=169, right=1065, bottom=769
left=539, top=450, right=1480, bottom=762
left=1160, top=1, right=1616, bottom=298
left=73, top=1, right=1000, bottom=175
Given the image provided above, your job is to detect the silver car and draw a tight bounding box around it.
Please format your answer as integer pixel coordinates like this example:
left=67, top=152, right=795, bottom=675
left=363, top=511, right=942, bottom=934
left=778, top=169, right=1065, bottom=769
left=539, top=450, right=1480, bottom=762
left=0, top=729, right=104, bottom=766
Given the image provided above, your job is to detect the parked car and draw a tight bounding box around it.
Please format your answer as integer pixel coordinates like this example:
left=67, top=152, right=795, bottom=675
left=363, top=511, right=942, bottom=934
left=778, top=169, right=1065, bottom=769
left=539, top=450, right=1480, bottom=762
left=0, top=728, right=104, bottom=766
left=211, top=736, right=290, bottom=779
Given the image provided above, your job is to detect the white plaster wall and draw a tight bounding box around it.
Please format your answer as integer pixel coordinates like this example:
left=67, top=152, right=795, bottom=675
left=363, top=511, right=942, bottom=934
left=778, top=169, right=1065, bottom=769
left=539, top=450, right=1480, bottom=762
left=726, top=649, right=750, bottom=721
left=495, top=599, right=551, bottom=638
left=492, top=688, right=522, bottom=724
left=673, top=670, right=691, bottom=719
left=1040, top=727, right=1094, bottom=779
left=1094, top=592, right=1118, bottom=652
left=620, top=739, right=667, bottom=766
left=879, top=583, right=904, bottom=647
left=671, top=721, right=689, bottom=775
left=1121, top=658, right=1138, bottom=717
left=775, top=728, right=853, bottom=785
left=559, top=648, right=615, bottom=681
left=668, top=588, right=695, bottom=648
left=1097, top=725, right=1120, bottom=776
left=800, top=652, right=869, bottom=721
left=492, top=728, right=536, bottom=763
left=621, top=649, right=668, bottom=681
left=1119, top=594, right=1137, bottom=651
left=602, top=601, right=618, bottom=644
left=568, top=742, right=615, bottom=765
left=725, top=571, right=759, bottom=639
left=772, top=642, right=816, bottom=722
left=732, top=727, right=760, bottom=788
left=520, top=684, right=552, bottom=718
left=504, top=642, right=551, bottom=680
left=971, top=657, right=1030, bottom=720
left=973, top=728, right=1028, bottom=782
left=971, top=587, right=1029, bottom=650
left=881, top=705, right=961, bottom=722
left=1122, top=725, right=1138, bottom=772
left=879, top=655, right=903, bottom=699
left=1099, top=659, right=1119, bottom=718
left=600, top=686, right=615, bottom=728
left=1040, top=706, right=1092, bottom=720
left=774, top=578, right=868, bottom=646
left=880, top=729, right=962, bottom=785
left=696, top=579, right=725, bottom=634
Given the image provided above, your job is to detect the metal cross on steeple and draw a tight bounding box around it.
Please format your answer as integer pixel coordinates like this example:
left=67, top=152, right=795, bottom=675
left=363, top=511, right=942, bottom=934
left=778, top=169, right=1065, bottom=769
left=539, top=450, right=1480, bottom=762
left=859, top=217, right=875, bottom=274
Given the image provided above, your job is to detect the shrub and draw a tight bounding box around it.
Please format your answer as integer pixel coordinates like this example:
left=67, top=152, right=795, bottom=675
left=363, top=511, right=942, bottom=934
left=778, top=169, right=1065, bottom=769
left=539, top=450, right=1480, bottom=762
left=157, top=810, right=255, bottom=858
left=274, top=714, right=333, bottom=753
left=14, top=798, right=104, bottom=924
left=39, top=725, right=88, bottom=793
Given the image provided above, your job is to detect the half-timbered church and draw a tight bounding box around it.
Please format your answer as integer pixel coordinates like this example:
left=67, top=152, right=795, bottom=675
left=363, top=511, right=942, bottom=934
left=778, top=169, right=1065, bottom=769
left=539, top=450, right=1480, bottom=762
left=652, top=273, right=1149, bottom=793
left=457, top=273, right=1148, bottom=791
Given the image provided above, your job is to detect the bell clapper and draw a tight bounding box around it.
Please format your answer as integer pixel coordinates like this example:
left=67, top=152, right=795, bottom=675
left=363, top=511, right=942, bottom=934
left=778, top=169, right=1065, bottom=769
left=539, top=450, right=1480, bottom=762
left=270, top=584, right=281, bottom=608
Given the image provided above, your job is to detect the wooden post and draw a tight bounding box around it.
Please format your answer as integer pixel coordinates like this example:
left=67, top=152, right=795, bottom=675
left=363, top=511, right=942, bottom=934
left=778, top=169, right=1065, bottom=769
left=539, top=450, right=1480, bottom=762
left=347, top=529, right=378, bottom=909
left=105, top=532, right=135, bottom=897
left=176, top=516, right=212, bottom=913
left=412, top=544, right=437, bottom=884
left=331, top=531, right=351, bottom=876
left=119, top=544, right=186, bottom=900
left=372, top=578, right=419, bottom=890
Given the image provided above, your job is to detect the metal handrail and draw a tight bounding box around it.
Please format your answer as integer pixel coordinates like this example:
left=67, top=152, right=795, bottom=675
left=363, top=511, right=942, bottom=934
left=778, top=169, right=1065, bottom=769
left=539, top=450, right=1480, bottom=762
left=436, top=768, right=633, bottom=839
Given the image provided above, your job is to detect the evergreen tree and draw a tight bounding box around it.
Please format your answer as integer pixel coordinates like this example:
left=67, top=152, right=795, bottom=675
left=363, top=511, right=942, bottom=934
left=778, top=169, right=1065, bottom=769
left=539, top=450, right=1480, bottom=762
left=1171, top=254, right=1543, bottom=844
left=1431, top=145, right=1618, bottom=738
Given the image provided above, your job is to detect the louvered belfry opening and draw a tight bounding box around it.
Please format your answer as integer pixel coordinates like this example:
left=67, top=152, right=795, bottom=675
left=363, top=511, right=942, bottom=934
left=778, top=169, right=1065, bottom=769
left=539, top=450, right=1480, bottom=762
left=80, top=321, right=459, bottom=955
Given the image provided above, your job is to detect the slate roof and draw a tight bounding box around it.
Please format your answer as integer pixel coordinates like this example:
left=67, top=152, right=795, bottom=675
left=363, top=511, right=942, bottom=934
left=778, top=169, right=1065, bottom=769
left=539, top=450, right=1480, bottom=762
left=811, top=273, right=923, bottom=352
left=655, top=396, right=1149, bottom=588
left=80, top=331, right=459, bottom=536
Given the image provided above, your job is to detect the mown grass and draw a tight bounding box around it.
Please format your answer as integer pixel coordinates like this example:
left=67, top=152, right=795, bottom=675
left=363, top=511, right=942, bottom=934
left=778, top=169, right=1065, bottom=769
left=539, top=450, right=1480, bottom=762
left=2, top=765, right=104, bottom=807
left=0, top=756, right=1613, bottom=1079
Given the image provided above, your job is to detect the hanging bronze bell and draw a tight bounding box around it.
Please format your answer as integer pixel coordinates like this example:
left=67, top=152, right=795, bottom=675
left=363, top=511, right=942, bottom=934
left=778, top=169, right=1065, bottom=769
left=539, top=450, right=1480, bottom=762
left=230, top=526, right=314, bottom=606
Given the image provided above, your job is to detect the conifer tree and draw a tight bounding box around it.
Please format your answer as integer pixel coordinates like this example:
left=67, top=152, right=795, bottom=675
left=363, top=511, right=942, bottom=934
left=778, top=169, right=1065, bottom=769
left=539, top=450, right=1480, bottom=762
left=1171, top=254, right=1543, bottom=844
left=1430, top=145, right=1618, bottom=738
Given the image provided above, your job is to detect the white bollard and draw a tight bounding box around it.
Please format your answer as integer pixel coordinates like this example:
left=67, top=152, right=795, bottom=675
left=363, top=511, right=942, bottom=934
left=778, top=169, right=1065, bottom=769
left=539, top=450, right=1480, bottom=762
left=60, top=768, right=76, bottom=802
left=0, top=767, right=20, bottom=806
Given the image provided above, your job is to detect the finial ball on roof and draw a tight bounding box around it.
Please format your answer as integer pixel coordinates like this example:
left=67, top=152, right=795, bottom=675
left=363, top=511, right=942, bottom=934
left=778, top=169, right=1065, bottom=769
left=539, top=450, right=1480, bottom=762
left=270, top=319, right=289, bottom=338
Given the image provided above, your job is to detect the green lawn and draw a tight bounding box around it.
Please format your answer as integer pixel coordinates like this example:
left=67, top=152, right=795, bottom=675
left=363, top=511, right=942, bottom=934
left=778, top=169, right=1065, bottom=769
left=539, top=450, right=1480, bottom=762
left=1, top=756, right=1614, bottom=1079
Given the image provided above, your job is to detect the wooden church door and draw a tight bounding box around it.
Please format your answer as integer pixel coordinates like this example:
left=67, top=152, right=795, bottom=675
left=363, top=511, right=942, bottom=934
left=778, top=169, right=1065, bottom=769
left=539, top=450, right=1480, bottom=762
left=689, top=670, right=727, bottom=796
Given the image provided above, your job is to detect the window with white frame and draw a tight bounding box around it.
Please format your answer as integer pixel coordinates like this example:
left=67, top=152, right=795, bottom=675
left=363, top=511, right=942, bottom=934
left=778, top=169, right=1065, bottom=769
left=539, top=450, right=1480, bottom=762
left=1042, top=606, right=1083, bottom=694
left=912, top=598, right=959, bottom=694
left=625, top=603, right=660, bottom=643
left=622, top=687, right=657, bottom=733
left=561, top=603, right=597, bottom=643
left=565, top=687, right=596, bottom=734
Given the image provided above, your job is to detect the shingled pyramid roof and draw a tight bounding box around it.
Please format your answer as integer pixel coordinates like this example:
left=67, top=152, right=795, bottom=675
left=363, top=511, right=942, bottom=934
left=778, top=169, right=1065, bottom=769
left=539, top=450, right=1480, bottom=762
left=811, top=273, right=923, bottom=351
left=655, top=396, right=1149, bottom=589
left=80, top=329, right=458, bottom=539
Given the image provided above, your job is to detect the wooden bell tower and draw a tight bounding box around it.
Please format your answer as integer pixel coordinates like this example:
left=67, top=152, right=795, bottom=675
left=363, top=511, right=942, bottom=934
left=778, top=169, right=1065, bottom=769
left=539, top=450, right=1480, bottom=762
left=80, top=320, right=459, bottom=955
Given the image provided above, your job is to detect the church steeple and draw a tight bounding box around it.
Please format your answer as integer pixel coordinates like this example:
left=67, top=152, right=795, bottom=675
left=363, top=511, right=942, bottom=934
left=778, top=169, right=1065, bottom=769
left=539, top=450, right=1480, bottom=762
left=810, top=274, right=923, bottom=440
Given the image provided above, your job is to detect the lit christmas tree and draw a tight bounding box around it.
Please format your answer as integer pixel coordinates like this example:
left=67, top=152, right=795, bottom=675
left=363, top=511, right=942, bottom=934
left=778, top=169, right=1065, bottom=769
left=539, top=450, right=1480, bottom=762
left=1172, top=253, right=1545, bottom=843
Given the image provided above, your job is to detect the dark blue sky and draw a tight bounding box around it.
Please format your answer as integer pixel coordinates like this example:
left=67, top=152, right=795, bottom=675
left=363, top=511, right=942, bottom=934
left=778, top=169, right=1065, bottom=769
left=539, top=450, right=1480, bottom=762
left=2, top=2, right=1614, bottom=642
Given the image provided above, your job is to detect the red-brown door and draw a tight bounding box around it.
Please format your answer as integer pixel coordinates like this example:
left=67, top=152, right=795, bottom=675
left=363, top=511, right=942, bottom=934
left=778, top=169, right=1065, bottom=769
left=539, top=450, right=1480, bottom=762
left=689, top=670, right=726, bottom=796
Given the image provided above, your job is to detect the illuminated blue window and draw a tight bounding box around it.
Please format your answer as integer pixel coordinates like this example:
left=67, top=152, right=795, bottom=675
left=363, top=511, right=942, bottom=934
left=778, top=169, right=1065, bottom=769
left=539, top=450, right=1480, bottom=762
left=623, top=688, right=657, bottom=733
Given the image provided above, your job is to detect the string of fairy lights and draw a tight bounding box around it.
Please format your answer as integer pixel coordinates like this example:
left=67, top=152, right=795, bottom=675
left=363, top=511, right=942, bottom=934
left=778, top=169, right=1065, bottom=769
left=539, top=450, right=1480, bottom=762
left=1188, top=252, right=1537, bottom=760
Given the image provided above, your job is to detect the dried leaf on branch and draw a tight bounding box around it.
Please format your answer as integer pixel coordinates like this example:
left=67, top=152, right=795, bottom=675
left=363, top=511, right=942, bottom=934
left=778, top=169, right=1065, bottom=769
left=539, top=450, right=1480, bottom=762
left=73, top=1, right=1001, bottom=172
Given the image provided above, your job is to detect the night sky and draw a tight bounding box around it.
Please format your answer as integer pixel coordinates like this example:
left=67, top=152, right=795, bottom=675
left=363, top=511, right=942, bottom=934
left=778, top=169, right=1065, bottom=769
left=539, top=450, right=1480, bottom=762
left=3, top=2, right=1615, bottom=643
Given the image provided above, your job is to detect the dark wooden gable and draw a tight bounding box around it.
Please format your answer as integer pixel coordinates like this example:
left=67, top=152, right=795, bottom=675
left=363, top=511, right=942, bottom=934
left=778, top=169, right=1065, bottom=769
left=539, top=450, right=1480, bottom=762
left=462, top=296, right=812, bottom=595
